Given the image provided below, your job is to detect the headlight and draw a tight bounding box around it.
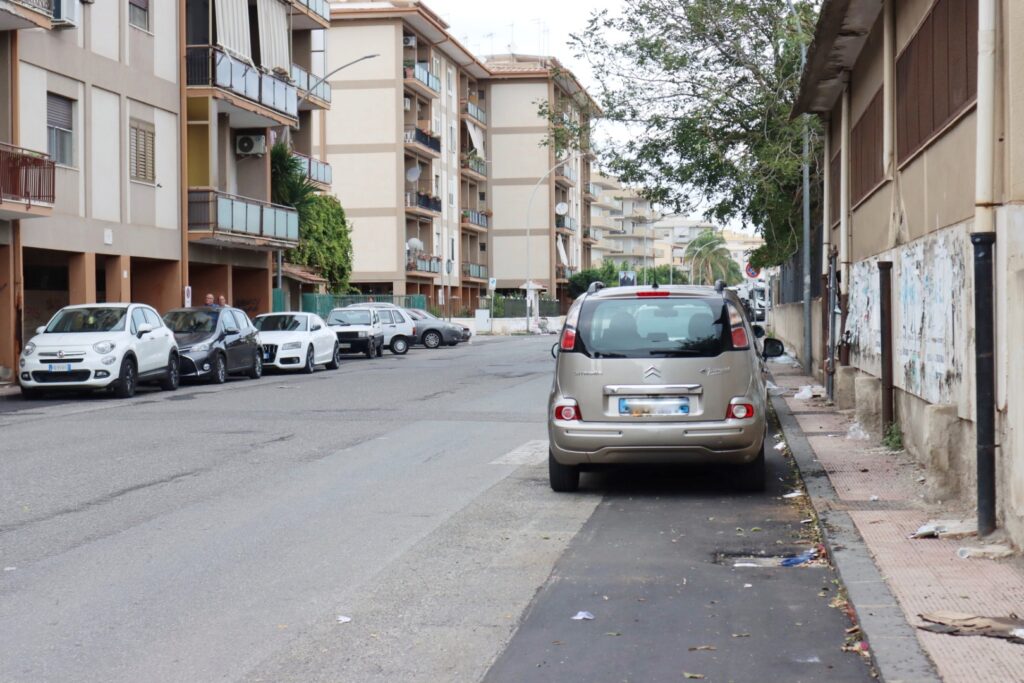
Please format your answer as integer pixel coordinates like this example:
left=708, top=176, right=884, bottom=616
left=282, top=341, right=303, bottom=350
left=92, top=341, right=116, bottom=354
left=22, top=342, right=36, bottom=356
left=191, top=342, right=211, bottom=353
left=357, top=331, right=368, bottom=338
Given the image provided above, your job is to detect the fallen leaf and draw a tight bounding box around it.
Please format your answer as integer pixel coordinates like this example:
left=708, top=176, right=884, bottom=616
left=683, top=673, right=705, bottom=680
left=605, top=631, right=622, bottom=637
left=732, top=633, right=751, bottom=638
left=688, top=645, right=717, bottom=651
left=750, top=527, right=763, bottom=532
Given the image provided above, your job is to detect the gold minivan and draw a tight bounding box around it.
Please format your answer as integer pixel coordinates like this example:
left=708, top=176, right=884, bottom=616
left=548, top=283, right=785, bottom=492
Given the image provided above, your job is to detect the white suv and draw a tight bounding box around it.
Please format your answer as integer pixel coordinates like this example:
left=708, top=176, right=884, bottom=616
left=19, top=303, right=180, bottom=399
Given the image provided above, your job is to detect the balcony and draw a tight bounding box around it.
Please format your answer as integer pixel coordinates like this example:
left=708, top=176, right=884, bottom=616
left=555, top=214, right=578, bottom=232
left=555, top=164, right=578, bottom=187
left=291, top=63, right=331, bottom=110
left=460, top=156, right=487, bottom=179
left=288, top=0, right=330, bottom=29
left=460, top=208, right=489, bottom=231
left=0, top=0, right=53, bottom=30
left=292, top=151, right=332, bottom=189
left=406, top=251, right=442, bottom=276
left=584, top=182, right=600, bottom=200
left=0, top=142, right=55, bottom=220
left=461, top=262, right=488, bottom=281
left=403, top=63, right=440, bottom=98
left=404, top=126, right=441, bottom=158
left=186, top=46, right=298, bottom=126
left=187, top=189, right=299, bottom=250
left=556, top=265, right=576, bottom=282
left=404, top=191, right=442, bottom=217
left=461, top=100, right=487, bottom=125
left=582, top=227, right=600, bottom=244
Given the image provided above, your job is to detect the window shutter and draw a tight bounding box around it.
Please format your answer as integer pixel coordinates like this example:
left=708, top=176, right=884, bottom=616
left=129, top=0, right=149, bottom=8
left=130, top=120, right=156, bottom=182
left=47, top=94, right=73, bottom=130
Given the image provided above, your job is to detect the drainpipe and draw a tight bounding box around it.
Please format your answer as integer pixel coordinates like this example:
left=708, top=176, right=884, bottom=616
left=878, top=261, right=894, bottom=431
left=882, top=0, right=894, bottom=176
left=973, top=0, right=997, bottom=536
left=838, top=83, right=851, bottom=364
left=821, top=126, right=832, bottom=387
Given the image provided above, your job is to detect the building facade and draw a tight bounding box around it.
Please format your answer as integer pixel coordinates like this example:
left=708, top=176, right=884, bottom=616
left=600, top=187, right=660, bottom=271
left=588, top=171, right=621, bottom=266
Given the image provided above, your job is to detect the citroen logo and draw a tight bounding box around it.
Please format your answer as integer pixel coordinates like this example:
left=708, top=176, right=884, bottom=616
left=643, top=365, right=661, bottom=380
left=57, top=350, right=65, bottom=359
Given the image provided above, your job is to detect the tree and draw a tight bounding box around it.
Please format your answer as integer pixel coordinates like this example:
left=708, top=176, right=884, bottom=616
left=684, top=230, right=743, bottom=285
left=571, top=0, right=820, bottom=268
left=568, top=261, right=689, bottom=297
left=287, top=194, right=354, bottom=294
left=270, top=142, right=317, bottom=215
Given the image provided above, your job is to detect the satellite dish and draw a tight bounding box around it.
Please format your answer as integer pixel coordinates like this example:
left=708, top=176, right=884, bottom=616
left=407, top=237, right=425, bottom=252
left=555, top=202, right=569, bottom=216
left=405, top=167, right=422, bottom=183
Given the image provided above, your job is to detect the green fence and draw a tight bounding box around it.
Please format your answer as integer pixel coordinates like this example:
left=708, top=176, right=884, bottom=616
left=300, top=293, right=428, bottom=317
left=271, top=288, right=286, bottom=312
left=479, top=296, right=561, bottom=318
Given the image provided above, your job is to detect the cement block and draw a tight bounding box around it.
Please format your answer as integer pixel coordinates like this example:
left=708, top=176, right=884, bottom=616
left=835, top=366, right=857, bottom=410
left=922, top=403, right=964, bottom=501
left=854, top=375, right=882, bottom=437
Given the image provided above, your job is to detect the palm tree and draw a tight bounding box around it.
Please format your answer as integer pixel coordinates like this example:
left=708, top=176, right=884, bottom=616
left=684, top=230, right=743, bottom=285
left=270, top=142, right=317, bottom=217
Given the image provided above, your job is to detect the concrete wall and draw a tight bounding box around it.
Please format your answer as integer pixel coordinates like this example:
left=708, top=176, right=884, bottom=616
left=769, top=299, right=823, bottom=377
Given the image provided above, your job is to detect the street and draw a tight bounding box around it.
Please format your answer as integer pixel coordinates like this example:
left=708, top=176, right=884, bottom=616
left=1, top=336, right=870, bottom=682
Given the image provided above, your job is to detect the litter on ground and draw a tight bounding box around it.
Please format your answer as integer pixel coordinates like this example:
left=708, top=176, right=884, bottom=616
left=773, top=441, right=788, bottom=452
left=571, top=611, right=595, bottom=621
left=336, top=615, right=352, bottom=624
left=783, top=491, right=804, bottom=499
left=910, top=519, right=977, bottom=540
left=846, top=423, right=870, bottom=441
left=780, top=549, right=818, bottom=567
left=918, top=611, right=1024, bottom=645
left=956, top=543, right=1015, bottom=560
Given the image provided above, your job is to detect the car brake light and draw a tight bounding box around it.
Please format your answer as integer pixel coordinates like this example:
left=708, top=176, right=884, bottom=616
left=560, top=327, right=577, bottom=351
left=636, top=291, right=670, bottom=297
left=727, top=403, right=755, bottom=419
left=732, top=326, right=749, bottom=348
left=554, top=404, right=581, bottom=421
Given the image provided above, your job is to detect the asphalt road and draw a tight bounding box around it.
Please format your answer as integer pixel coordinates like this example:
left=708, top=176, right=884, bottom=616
left=0, top=336, right=871, bottom=682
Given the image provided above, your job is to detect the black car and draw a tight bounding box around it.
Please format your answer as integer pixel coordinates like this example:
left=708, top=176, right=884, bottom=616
left=163, top=307, right=263, bottom=383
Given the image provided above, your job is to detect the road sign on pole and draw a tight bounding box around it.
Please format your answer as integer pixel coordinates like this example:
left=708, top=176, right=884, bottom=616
left=745, top=263, right=760, bottom=279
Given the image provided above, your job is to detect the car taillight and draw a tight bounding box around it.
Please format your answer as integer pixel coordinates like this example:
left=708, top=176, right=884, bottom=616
left=560, top=327, right=577, bottom=351
left=636, top=291, right=670, bottom=297
left=732, top=326, right=749, bottom=348
left=727, top=403, right=755, bottom=419
left=554, top=404, right=582, bottom=421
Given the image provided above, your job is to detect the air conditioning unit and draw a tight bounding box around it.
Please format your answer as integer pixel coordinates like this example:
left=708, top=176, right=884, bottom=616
left=52, top=0, right=80, bottom=27
left=403, top=36, right=417, bottom=48
left=235, top=134, right=267, bottom=156
left=403, top=97, right=412, bottom=112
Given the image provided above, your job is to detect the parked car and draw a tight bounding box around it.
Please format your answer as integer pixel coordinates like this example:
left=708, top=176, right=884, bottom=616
left=547, top=283, right=785, bottom=493
left=19, top=303, right=180, bottom=399
left=163, top=307, right=262, bottom=383
left=406, top=308, right=467, bottom=348
left=253, top=312, right=341, bottom=373
left=343, top=304, right=415, bottom=354
left=326, top=307, right=385, bottom=358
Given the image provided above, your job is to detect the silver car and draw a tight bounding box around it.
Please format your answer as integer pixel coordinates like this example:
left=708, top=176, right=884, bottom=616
left=547, top=283, right=785, bottom=492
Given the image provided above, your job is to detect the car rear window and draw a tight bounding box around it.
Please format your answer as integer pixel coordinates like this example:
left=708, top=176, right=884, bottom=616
left=577, top=297, right=727, bottom=358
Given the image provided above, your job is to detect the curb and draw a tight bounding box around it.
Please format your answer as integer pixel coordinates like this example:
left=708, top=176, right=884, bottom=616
left=771, top=390, right=941, bottom=683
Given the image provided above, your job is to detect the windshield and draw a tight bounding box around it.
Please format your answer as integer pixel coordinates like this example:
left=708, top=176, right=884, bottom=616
left=577, top=297, right=726, bottom=358
left=254, top=315, right=308, bottom=332
left=328, top=310, right=371, bottom=326
left=412, top=309, right=437, bottom=320
left=164, top=310, right=218, bottom=334
left=46, top=307, right=128, bottom=333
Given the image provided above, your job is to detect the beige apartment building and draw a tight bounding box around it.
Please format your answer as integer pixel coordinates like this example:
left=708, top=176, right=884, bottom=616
left=789, top=0, right=1024, bottom=545
left=600, top=186, right=661, bottom=271
left=1, top=0, right=181, bottom=382
left=588, top=171, right=621, bottom=266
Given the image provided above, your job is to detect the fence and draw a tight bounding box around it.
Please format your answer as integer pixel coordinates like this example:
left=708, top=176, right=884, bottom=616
left=479, top=296, right=561, bottom=318
left=300, top=293, right=427, bottom=317
left=776, top=225, right=824, bottom=305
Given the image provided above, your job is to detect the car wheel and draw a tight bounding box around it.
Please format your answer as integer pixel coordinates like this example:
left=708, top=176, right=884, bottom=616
left=304, top=346, right=316, bottom=374
left=20, top=387, right=44, bottom=400
left=210, top=352, right=227, bottom=384
left=423, top=330, right=442, bottom=349
left=159, top=353, right=180, bottom=391
left=113, top=356, right=137, bottom=399
left=326, top=342, right=342, bottom=370
left=390, top=336, right=409, bottom=355
left=364, top=343, right=375, bottom=359
left=549, top=450, right=580, bottom=492
left=376, top=341, right=384, bottom=357
left=248, top=350, right=263, bottom=379
left=735, top=442, right=766, bottom=492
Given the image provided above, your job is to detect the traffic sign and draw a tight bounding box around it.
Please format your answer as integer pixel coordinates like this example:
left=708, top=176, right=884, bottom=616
left=745, top=263, right=760, bottom=279
left=487, top=277, right=497, bottom=290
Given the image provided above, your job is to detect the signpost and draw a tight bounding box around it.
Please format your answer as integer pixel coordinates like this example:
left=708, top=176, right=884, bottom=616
left=745, top=263, right=760, bottom=279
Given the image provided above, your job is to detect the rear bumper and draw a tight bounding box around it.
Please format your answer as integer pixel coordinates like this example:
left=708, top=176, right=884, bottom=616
left=549, top=417, right=764, bottom=465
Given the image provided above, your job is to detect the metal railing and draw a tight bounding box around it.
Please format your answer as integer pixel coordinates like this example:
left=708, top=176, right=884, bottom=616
left=404, top=126, right=441, bottom=153
left=556, top=214, right=578, bottom=230
left=404, top=63, right=440, bottom=92
left=586, top=182, right=601, bottom=197
left=556, top=164, right=578, bottom=183
left=291, top=0, right=329, bottom=22
left=188, top=189, right=299, bottom=243
left=0, top=142, right=55, bottom=207
left=186, top=46, right=298, bottom=120
left=480, top=296, right=561, bottom=318
left=461, top=262, right=488, bottom=279
left=556, top=265, right=576, bottom=280
left=461, top=156, right=487, bottom=176
left=291, top=63, right=331, bottom=104
left=460, top=208, right=489, bottom=228
left=292, top=151, right=332, bottom=185
left=301, top=293, right=427, bottom=316
left=406, top=251, right=442, bottom=274
left=404, top=192, right=442, bottom=213
left=462, top=100, right=487, bottom=124
left=12, top=0, right=53, bottom=14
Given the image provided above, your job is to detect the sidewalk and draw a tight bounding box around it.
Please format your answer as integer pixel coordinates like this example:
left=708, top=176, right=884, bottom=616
left=771, top=363, right=1024, bottom=683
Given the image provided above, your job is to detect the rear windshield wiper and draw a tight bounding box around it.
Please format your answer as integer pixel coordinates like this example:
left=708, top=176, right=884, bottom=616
left=590, top=351, right=627, bottom=358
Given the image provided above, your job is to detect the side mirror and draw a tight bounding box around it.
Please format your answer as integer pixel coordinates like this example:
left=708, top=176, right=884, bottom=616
left=762, top=338, right=785, bottom=359
left=551, top=342, right=558, bottom=359
left=311, top=324, right=322, bottom=331
left=752, top=324, right=766, bottom=339
left=137, top=323, right=154, bottom=338
left=36, top=325, right=46, bottom=335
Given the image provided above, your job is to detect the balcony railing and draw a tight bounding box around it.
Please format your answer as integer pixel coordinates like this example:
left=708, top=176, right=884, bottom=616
left=188, top=189, right=299, bottom=244
left=586, top=182, right=600, bottom=197
left=462, top=100, right=487, bottom=124
left=556, top=265, right=576, bottom=280
left=556, top=164, right=578, bottom=183
left=291, top=63, right=331, bottom=104
left=292, top=152, right=332, bottom=186
left=404, top=63, right=440, bottom=92
left=583, top=227, right=601, bottom=241
left=556, top=214, right=578, bottom=231
left=0, top=142, right=55, bottom=207
left=460, top=208, right=489, bottom=228
left=291, top=0, right=329, bottom=22
left=406, top=251, right=442, bottom=274
left=12, top=0, right=53, bottom=15
left=404, top=126, right=441, bottom=153
left=404, top=191, right=442, bottom=214
left=461, top=156, right=487, bottom=177
left=186, top=46, right=298, bottom=120
left=461, top=262, right=488, bottom=280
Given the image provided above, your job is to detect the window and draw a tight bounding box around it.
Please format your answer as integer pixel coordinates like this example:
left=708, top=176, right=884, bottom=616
left=311, top=29, right=326, bottom=78
left=47, top=93, right=74, bottom=167
left=850, top=88, right=883, bottom=204
left=577, top=298, right=727, bottom=359
left=142, top=308, right=163, bottom=328
left=131, top=308, right=148, bottom=335
left=232, top=310, right=251, bottom=330
left=129, top=0, right=149, bottom=31
left=393, top=310, right=406, bottom=324
left=896, top=0, right=978, bottom=162
left=129, top=120, right=156, bottom=183
left=379, top=310, right=394, bottom=324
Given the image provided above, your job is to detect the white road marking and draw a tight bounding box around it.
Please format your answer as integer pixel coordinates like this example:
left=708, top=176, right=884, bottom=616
left=490, top=439, right=548, bottom=465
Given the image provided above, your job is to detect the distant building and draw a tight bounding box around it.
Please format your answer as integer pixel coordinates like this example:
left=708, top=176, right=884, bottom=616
left=721, top=229, right=765, bottom=276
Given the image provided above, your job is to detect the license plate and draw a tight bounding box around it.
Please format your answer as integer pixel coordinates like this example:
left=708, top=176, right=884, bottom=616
left=47, top=364, right=72, bottom=372
left=619, top=397, right=690, bottom=416
left=263, top=351, right=271, bottom=360
left=339, top=343, right=351, bottom=350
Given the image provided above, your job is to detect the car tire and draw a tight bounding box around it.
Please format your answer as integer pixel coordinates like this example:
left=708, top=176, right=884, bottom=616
left=247, top=350, right=263, bottom=379
left=326, top=342, right=342, bottom=370
left=364, top=342, right=375, bottom=359
left=423, top=330, right=442, bottom=349
left=304, top=346, right=316, bottom=374
left=20, top=387, right=44, bottom=400
left=390, top=336, right=409, bottom=355
left=159, top=353, right=180, bottom=391
left=211, top=352, right=227, bottom=384
left=113, top=356, right=137, bottom=399
left=549, top=450, right=580, bottom=492
left=735, top=442, right=766, bottom=492
left=376, top=341, right=384, bottom=357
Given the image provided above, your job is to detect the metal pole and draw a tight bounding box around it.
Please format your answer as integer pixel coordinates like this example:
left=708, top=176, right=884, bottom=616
left=878, top=261, right=894, bottom=431
left=800, top=43, right=813, bottom=377
left=972, top=233, right=996, bottom=536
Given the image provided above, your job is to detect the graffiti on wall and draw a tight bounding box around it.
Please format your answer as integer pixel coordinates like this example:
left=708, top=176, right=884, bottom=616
left=848, top=259, right=881, bottom=377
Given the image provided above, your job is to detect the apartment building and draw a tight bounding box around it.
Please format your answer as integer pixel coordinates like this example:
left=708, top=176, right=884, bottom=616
left=600, top=187, right=661, bottom=271
left=721, top=229, right=764, bottom=275
left=184, top=0, right=330, bottom=314
left=1, top=0, right=181, bottom=382
left=651, top=216, right=716, bottom=269
left=589, top=171, right=622, bottom=266
left=791, top=0, right=1024, bottom=545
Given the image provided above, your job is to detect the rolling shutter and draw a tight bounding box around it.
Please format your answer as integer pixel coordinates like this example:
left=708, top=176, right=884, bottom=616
left=47, top=93, right=73, bottom=131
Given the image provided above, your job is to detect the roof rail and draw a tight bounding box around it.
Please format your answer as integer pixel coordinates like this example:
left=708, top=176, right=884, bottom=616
left=586, top=281, right=605, bottom=295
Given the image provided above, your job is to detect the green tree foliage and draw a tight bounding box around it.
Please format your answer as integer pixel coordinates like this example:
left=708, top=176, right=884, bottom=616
left=287, top=194, right=354, bottom=294
left=568, top=261, right=689, bottom=297
left=270, top=142, right=317, bottom=215
left=684, top=230, right=744, bottom=285
left=571, top=0, right=821, bottom=268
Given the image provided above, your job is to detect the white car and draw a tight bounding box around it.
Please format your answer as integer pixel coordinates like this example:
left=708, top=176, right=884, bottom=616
left=253, top=312, right=340, bottom=373
left=350, top=303, right=418, bottom=354
left=19, top=303, right=180, bottom=399
left=326, top=307, right=385, bottom=358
